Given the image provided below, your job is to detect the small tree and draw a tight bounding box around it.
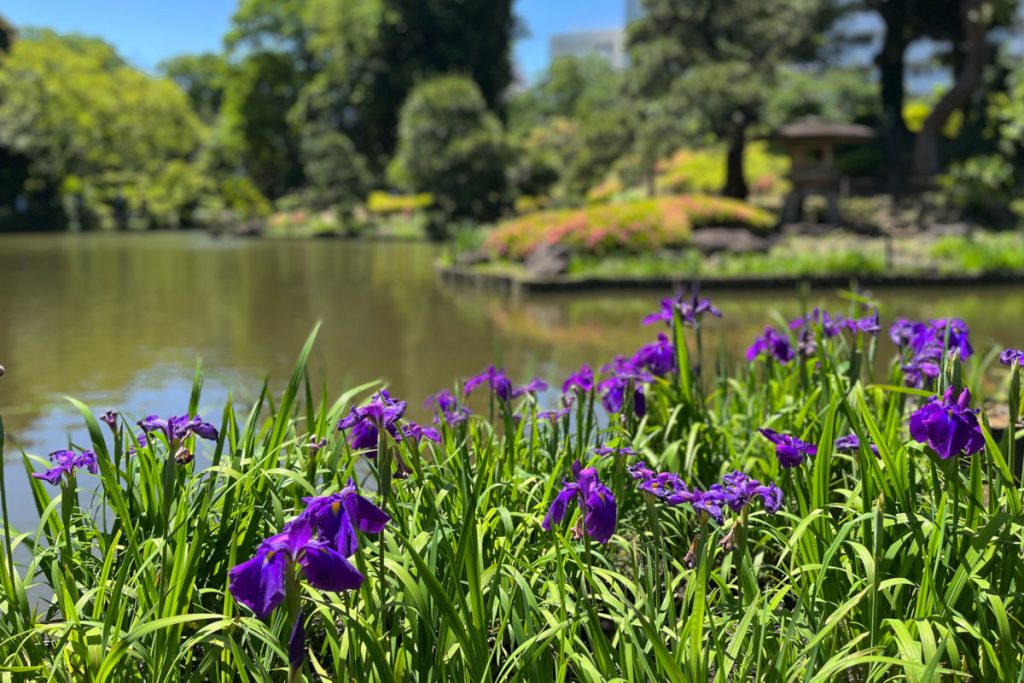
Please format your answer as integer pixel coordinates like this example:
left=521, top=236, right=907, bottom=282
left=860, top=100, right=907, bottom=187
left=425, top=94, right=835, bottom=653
left=300, top=123, right=370, bottom=215
left=389, top=76, right=509, bottom=230
left=628, top=0, right=835, bottom=200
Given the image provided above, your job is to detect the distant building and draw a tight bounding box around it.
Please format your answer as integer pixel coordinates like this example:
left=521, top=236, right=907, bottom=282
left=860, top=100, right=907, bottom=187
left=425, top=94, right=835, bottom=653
left=549, top=29, right=628, bottom=69
left=626, top=0, right=646, bottom=24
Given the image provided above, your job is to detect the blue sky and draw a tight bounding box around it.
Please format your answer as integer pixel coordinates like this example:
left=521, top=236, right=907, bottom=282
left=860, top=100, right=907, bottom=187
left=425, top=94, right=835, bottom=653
left=1, top=0, right=626, bottom=81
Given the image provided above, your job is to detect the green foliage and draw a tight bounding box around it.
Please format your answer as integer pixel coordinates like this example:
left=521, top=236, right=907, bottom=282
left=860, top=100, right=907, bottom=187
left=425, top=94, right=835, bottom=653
left=563, top=107, right=636, bottom=199
left=389, top=76, right=510, bottom=225
left=0, top=31, right=217, bottom=230
left=508, top=54, right=622, bottom=134
left=219, top=51, right=304, bottom=199
left=301, top=0, right=516, bottom=169
left=628, top=0, right=832, bottom=198
left=299, top=124, right=371, bottom=212
left=159, top=52, right=230, bottom=124
left=764, top=66, right=879, bottom=128
left=657, top=142, right=790, bottom=197
left=483, top=195, right=775, bottom=260
left=366, top=191, right=434, bottom=215
left=0, top=31, right=203, bottom=184
left=930, top=231, right=1024, bottom=272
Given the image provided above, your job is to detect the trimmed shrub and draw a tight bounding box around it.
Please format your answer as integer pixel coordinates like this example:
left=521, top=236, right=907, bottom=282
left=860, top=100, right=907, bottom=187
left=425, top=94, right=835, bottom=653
left=366, top=191, right=434, bottom=215
left=484, top=195, right=775, bottom=260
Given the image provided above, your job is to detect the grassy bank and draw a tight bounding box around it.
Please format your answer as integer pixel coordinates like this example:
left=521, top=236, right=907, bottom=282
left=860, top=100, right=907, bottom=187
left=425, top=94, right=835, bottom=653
left=1, top=296, right=1023, bottom=680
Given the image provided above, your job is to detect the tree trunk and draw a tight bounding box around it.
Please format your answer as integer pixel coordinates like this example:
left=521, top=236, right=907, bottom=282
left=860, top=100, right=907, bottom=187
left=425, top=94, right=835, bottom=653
left=912, top=0, right=993, bottom=177
left=875, top=5, right=915, bottom=195
left=723, top=113, right=748, bottom=200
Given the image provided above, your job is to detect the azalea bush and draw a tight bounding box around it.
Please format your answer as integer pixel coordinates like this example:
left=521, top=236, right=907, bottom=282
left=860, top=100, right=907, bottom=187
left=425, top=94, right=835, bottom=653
left=1, top=293, right=1023, bottom=681
left=484, top=195, right=775, bottom=260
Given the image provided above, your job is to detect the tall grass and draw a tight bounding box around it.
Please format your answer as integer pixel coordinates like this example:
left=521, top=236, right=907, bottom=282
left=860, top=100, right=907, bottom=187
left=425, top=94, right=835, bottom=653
left=0, top=296, right=1021, bottom=681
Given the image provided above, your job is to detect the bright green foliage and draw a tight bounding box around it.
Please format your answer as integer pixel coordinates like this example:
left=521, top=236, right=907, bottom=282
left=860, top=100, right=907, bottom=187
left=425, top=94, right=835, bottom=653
left=389, top=76, right=509, bottom=224
left=299, top=123, right=371, bottom=212
left=0, top=31, right=210, bottom=229
left=2, top=300, right=1023, bottom=680
left=483, top=195, right=775, bottom=260
left=0, top=32, right=202, bottom=185
left=366, top=191, right=434, bottom=215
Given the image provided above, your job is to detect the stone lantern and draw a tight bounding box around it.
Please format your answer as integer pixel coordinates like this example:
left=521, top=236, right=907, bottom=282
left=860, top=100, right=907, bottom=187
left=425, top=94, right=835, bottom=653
left=773, top=117, right=875, bottom=224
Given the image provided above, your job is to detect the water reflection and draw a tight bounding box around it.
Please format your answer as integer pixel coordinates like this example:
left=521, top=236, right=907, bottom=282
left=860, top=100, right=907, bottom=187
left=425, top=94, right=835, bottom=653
left=1, top=232, right=1022, bottom=458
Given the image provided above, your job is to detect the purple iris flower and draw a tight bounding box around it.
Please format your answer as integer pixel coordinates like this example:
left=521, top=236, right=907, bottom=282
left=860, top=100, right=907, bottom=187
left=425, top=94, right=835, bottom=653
left=229, top=482, right=387, bottom=620
left=642, top=298, right=677, bottom=326
left=598, top=356, right=651, bottom=416
left=638, top=471, right=688, bottom=499
left=890, top=318, right=921, bottom=347
left=716, top=471, right=783, bottom=513
left=834, top=433, right=880, bottom=456
left=306, top=437, right=328, bottom=456
left=895, top=317, right=974, bottom=364
left=758, top=428, right=817, bottom=468
left=512, top=377, right=549, bottom=399
left=902, top=347, right=942, bottom=389
left=228, top=516, right=364, bottom=620
left=628, top=461, right=657, bottom=480
left=846, top=310, right=881, bottom=335
left=746, top=327, right=795, bottom=364
left=562, top=364, right=594, bottom=395
left=32, top=449, right=98, bottom=485
left=538, top=405, right=572, bottom=422
left=593, top=445, right=635, bottom=457
left=300, top=479, right=390, bottom=556
left=424, top=390, right=470, bottom=426
left=138, top=414, right=219, bottom=443
left=399, top=422, right=442, bottom=445
left=463, top=366, right=514, bottom=401
left=797, top=328, right=817, bottom=357
left=790, top=308, right=844, bottom=338
left=632, top=334, right=676, bottom=377
left=337, top=391, right=407, bottom=455
left=690, top=490, right=727, bottom=524
left=931, top=318, right=973, bottom=360
left=542, top=461, right=617, bottom=544
left=598, top=377, right=646, bottom=417
left=100, top=410, right=118, bottom=430
left=1000, top=348, right=1024, bottom=366
left=643, top=291, right=722, bottom=327
left=909, top=387, right=985, bottom=460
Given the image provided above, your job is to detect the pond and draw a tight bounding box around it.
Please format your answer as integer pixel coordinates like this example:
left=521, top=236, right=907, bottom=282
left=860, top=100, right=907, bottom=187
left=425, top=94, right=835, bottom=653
left=2, top=231, right=1023, bottom=461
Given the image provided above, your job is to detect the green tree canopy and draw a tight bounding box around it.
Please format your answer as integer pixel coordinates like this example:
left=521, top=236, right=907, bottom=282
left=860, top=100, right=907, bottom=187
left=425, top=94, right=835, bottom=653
left=389, top=76, right=509, bottom=226
left=628, top=0, right=837, bottom=199
left=0, top=30, right=203, bottom=187
left=159, top=53, right=230, bottom=124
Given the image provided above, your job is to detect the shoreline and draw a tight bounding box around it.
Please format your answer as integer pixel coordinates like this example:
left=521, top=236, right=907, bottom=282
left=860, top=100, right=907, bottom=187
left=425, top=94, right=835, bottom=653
left=438, top=264, right=1024, bottom=294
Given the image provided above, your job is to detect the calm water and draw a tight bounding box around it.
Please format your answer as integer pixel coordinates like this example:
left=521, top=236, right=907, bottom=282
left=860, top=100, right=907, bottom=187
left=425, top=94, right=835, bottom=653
left=2, top=232, right=1023, bottom=462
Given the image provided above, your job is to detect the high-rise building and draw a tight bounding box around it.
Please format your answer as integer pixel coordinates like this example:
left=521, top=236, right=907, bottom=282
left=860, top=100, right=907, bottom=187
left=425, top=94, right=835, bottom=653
left=549, top=29, right=628, bottom=69
left=626, top=0, right=646, bottom=23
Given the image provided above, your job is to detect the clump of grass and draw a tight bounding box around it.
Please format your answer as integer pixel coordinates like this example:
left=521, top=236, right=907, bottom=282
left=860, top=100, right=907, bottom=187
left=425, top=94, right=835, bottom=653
left=1, top=296, right=1022, bottom=681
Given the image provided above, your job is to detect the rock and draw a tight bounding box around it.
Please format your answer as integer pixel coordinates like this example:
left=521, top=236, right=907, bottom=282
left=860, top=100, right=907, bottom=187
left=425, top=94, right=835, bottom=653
left=926, top=222, right=971, bottom=238
left=524, top=244, right=570, bottom=278
left=455, top=249, right=491, bottom=267
left=690, top=228, right=772, bottom=255
left=233, top=218, right=265, bottom=237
